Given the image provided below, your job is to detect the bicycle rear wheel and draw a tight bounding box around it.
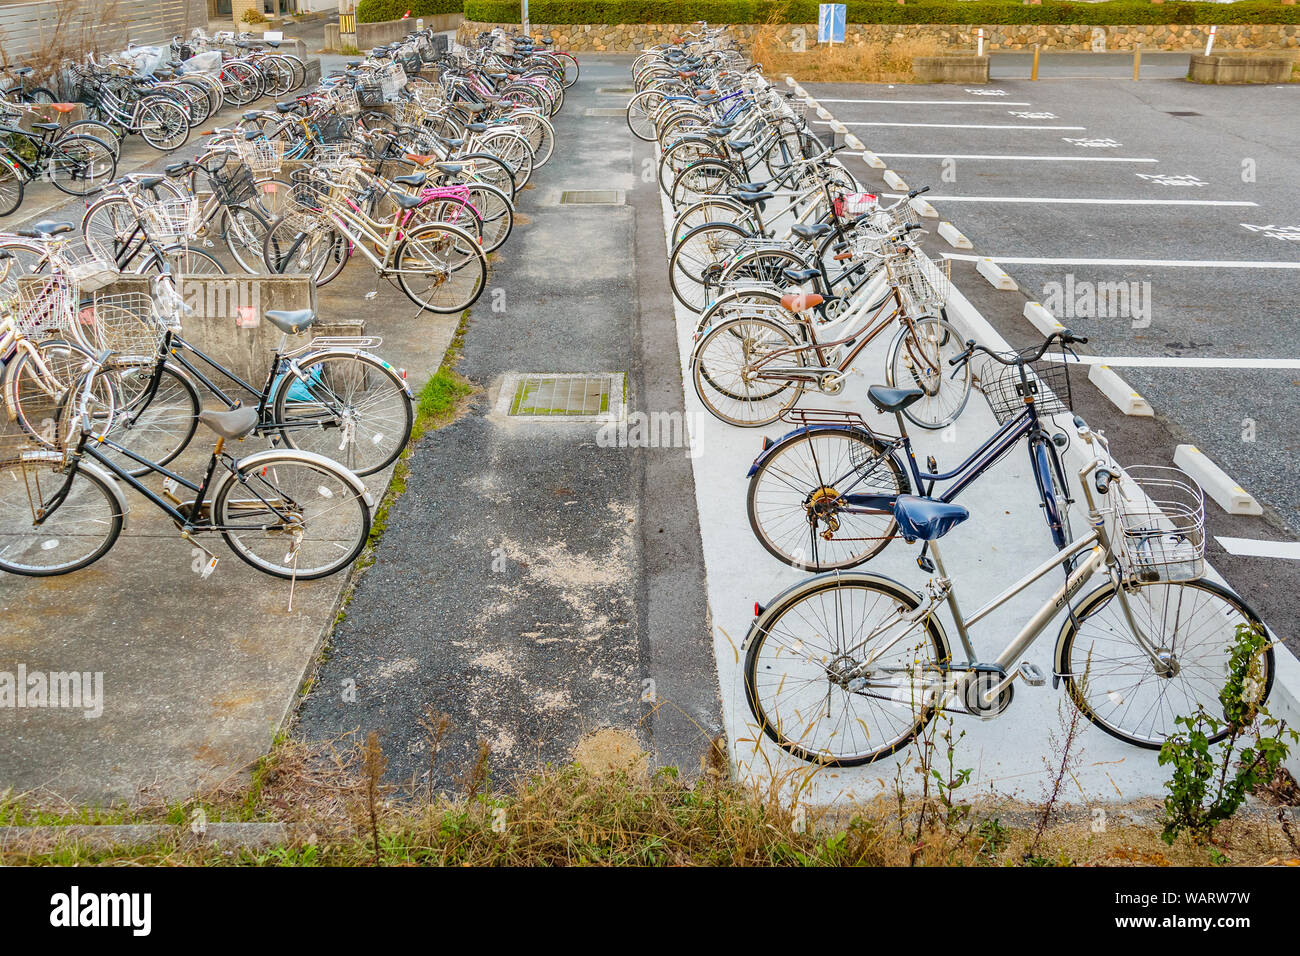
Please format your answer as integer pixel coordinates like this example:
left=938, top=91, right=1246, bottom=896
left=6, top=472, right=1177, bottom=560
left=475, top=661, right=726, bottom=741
left=1058, top=578, right=1273, bottom=749
left=46, top=134, right=117, bottom=196
left=745, top=573, right=948, bottom=766
left=272, top=351, right=413, bottom=477
left=0, top=161, right=24, bottom=217
left=747, top=427, right=908, bottom=571
left=213, top=452, right=370, bottom=580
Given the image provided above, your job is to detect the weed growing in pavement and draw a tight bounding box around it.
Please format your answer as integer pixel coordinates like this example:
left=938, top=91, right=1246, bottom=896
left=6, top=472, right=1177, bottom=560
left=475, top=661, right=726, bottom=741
left=1159, top=623, right=1297, bottom=853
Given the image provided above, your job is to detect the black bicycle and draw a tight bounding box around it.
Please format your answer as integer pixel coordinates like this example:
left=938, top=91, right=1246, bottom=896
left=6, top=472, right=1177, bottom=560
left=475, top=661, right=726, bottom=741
left=0, top=120, right=117, bottom=216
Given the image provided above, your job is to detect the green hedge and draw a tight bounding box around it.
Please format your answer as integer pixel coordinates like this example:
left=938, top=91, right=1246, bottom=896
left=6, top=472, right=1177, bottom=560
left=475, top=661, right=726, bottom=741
left=357, top=0, right=464, bottom=24
left=462, top=0, right=1300, bottom=26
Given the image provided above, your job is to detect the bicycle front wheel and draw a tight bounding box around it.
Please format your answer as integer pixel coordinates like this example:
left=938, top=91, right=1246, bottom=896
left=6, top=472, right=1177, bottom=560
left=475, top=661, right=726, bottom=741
left=1059, top=578, right=1274, bottom=748
left=691, top=316, right=804, bottom=427
left=0, top=160, right=24, bottom=217
left=214, top=453, right=371, bottom=580
left=886, top=315, right=971, bottom=430
left=0, top=455, right=123, bottom=575
left=745, top=573, right=949, bottom=766
left=394, top=222, right=487, bottom=314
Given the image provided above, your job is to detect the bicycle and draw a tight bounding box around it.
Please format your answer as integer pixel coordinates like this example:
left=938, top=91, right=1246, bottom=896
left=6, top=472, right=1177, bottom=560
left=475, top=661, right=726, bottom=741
left=0, top=352, right=372, bottom=581
left=690, top=231, right=969, bottom=428
left=743, top=404, right=1274, bottom=765
left=745, top=331, right=1087, bottom=571
left=0, top=119, right=117, bottom=216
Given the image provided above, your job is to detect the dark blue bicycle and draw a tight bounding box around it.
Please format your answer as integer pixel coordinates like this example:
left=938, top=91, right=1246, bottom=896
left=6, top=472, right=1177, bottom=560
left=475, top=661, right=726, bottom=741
left=745, top=330, right=1086, bottom=570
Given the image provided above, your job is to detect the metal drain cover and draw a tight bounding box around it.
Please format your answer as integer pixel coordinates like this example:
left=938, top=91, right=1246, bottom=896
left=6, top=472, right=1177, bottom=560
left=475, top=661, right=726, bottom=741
left=584, top=107, right=626, bottom=117
left=1166, top=111, right=1201, bottom=117
left=499, top=372, right=625, bottom=421
left=559, top=189, right=624, bottom=205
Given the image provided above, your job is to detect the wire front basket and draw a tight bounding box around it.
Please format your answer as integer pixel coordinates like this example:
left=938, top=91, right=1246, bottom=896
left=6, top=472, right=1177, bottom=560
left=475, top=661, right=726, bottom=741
left=976, top=347, right=1073, bottom=426
left=141, top=197, right=201, bottom=245
left=1113, top=466, right=1206, bottom=583
left=79, top=291, right=164, bottom=359
left=13, top=274, right=77, bottom=340
left=235, top=135, right=286, bottom=176
left=890, top=251, right=951, bottom=311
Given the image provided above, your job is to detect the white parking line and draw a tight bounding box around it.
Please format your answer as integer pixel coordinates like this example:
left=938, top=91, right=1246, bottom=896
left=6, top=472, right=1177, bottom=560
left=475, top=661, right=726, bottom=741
left=813, top=98, right=1035, bottom=106
left=818, top=120, right=1087, bottom=130
left=1043, top=355, right=1300, bottom=369
left=942, top=253, right=1298, bottom=269
left=1216, top=537, right=1300, bottom=560
left=865, top=153, right=1159, bottom=163
left=885, top=195, right=1258, bottom=207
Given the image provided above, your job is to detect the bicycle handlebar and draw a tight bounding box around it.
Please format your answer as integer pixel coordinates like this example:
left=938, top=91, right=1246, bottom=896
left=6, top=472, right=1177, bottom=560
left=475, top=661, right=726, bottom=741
left=947, top=329, right=1087, bottom=368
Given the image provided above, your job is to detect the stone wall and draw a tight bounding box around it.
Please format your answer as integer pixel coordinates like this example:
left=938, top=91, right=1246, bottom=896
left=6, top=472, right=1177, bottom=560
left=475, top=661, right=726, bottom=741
left=457, top=20, right=1300, bottom=53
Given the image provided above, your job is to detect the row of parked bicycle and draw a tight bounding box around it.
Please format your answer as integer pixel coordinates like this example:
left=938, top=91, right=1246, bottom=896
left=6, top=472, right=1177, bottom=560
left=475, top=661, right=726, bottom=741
left=633, top=27, right=1274, bottom=767
left=0, top=29, right=324, bottom=218
left=0, top=28, right=575, bottom=588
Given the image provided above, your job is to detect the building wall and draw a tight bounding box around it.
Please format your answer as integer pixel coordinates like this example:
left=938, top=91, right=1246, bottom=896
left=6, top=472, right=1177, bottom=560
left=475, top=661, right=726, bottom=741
left=0, top=0, right=208, bottom=61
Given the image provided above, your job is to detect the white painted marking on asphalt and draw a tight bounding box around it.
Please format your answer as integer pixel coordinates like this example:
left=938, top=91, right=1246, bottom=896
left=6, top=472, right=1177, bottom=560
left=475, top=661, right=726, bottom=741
left=1215, top=537, right=1300, bottom=560
left=1041, top=354, right=1300, bottom=369
left=893, top=196, right=1257, bottom=207
left=863, top=153, right=1160, bottom=163
left=817, top=120, right=1087, bottom=130
left=942, top=253, right=1298, bottom=269
left=812, top=98, right=1034, bottom=106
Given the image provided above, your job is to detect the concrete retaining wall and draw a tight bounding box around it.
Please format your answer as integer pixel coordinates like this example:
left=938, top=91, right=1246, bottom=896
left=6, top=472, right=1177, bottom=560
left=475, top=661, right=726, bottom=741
left=913, top=54, right=990, bottom=83
left=458, top=19, right=1300, bottom=53
left=1188, top=52, right=1296, bottom=82
left=329, top=13, right=463, bottom=52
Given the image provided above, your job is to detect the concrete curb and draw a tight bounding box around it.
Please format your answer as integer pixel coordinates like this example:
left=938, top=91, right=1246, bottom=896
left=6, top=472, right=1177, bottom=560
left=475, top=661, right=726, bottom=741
left=939, top=221, right=973, bottom=249
left=1088, top=363, right=1155, bottom=417
left=1023, top=301, right=1066, bottom=336
left=0, top=822, right=292, bottom=852
left=976, top=257, right=1018, bottom=290
left=1175, top=444, right=1264, bottom=516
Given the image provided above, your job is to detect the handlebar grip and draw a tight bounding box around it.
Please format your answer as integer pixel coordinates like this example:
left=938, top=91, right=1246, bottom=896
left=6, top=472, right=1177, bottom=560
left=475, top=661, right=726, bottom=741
left=948, top=339, right=976, bottom=366
left=1059, top=328, right=1088, bottom=345
left=907, top=185, right=931, bottom=198
left=1094, top=468, right=1114, bottom=495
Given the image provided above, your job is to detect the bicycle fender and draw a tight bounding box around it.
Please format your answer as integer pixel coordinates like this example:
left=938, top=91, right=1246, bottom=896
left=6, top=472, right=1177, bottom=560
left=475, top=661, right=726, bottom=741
left=746, top=424, right=901, bottom=478
left=224, top=448, right=373, bottom=509
left=291, top=347, right=414, bottom=399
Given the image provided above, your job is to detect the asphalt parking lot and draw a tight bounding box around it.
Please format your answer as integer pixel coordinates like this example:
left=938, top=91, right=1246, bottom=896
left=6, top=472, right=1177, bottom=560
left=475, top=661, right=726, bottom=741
left=804, top=72, right=1300, bottom=650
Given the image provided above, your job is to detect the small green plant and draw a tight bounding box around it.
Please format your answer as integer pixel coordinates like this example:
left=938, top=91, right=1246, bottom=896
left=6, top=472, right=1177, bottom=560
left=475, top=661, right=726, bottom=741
left=1158, top=623, right=1296, bottom=846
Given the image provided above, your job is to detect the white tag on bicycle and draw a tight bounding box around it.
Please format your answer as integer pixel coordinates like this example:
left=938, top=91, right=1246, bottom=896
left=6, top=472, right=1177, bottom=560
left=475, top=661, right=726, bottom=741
left=162, top=476, right=179, bottom=496
left=200, top=556, right=219, bottom=579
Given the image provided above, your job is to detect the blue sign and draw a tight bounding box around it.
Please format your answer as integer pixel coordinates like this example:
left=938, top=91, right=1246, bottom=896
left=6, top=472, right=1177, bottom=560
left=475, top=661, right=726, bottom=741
left=818, top=3, right=846, bottom=44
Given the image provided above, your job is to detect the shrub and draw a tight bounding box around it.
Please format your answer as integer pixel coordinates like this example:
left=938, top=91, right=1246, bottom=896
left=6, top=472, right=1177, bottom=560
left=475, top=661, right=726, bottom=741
left=461, top=0, right=1300, bottom=25
left=357, top=0, right=465, bottom=25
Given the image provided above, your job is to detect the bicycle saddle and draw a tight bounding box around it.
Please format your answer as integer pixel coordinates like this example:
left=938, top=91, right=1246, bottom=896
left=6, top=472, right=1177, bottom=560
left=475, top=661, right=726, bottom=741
left=780, top=292, right=823, bottom=312
left=391, top=192, right=424, bottom=210
left=393, top=172, right=427, bottom=186
left=730, top=190, right=773, bottom=205
left=791, top=223, right=834, bottom=240
left=135, top=175, right=166, bottom=189
left=198, top=406, right=259, bottom=441
left=738, top=180, right=769, bottom=192
left=18, top=220, right=74, bottom=237
left=434, top=163, right=463, bottom=175
left=893, top=495, right=969, bottom=543
left=781, top=267, right=820, bottom=284
left=867, top=385, right=923, bottom=414
left=265, top=309, right=317, bottom=335
left=31, top=121, right=62, bottom=132
left=726, top=138, right=752, bottom=151
left=464, top=122, right=487, bottom=132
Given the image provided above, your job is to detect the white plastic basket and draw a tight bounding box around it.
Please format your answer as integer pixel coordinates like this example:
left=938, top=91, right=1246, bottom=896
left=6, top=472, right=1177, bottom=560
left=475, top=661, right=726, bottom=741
left=13, top=274, right=77, bottom=340
left=78, top=291, right=164, bottom=358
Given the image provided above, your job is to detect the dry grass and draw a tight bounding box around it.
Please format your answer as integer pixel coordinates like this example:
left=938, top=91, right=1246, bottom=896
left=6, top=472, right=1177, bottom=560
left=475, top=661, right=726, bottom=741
left=751, top=24, right=944, bottom=84
left=1, top=734, right=1298, bottom=867
left=0, top=0, right=123, bottom=94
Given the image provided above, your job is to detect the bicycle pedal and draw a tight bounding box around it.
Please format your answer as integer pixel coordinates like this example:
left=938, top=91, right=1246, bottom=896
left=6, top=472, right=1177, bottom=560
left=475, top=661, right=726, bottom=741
left=1018, top=661, right=1046, bottom=687
left=916, top=554, right=935, bottom=573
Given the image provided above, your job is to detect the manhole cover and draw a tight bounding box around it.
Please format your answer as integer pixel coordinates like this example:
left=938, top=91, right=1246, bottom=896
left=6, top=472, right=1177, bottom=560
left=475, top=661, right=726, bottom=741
left=1166, top=111, right=1201, bottom=117
left=559, top=189, right=624, bottom=205
left=584, top=107, right=626, bottom=117
left=500, top=373, right=625, bottom=421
